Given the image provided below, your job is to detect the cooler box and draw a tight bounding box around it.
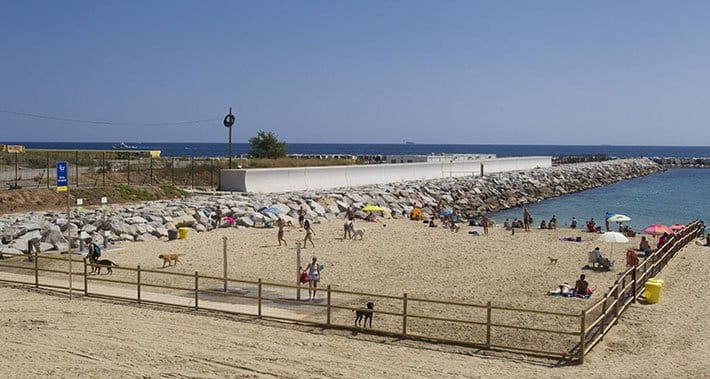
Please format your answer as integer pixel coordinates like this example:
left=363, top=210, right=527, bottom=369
left=168, top=229, right=178, bottom=241
left=177, top=227, right=189, bottom=240
left=645, top=278, right=665, bottom=304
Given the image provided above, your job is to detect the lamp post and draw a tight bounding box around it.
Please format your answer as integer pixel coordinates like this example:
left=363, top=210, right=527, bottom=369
left=223, top=107, right=236, bottom=169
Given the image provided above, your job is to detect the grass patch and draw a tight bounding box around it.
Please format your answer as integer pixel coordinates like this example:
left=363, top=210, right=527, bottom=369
left=160, top=184, right=188, bottom=197
left=114, top=184, right=157, bottom=201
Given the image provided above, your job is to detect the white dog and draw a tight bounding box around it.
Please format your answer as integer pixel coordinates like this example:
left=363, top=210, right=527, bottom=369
left=351, top=227, right=366, bottom=240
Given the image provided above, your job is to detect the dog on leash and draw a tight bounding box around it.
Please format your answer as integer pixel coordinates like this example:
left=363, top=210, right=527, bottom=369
left=353, top=302, right=375, bottom=328
left=547, top=256, right=558, bottom=264
left=94, top=259, right=119, bottom=275
left=351, top=227, right=366, bottom=240
left=159, top=253, right=183, bottom=267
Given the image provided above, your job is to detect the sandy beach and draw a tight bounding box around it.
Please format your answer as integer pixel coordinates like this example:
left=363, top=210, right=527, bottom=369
left=0, top=220, right=710, bottom=377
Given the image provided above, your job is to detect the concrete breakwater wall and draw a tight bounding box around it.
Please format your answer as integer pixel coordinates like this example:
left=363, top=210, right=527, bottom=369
left=0, top=158, right=662, bottom=256
left=651, top=157, right=710, bottom=168
left=220, top=156, right=552, bottom=193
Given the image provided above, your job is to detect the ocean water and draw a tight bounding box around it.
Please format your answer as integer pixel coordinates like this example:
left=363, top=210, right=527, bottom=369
left=492, top=168, right=709, bottom=231
left=7, top=142, right=710, bottom=158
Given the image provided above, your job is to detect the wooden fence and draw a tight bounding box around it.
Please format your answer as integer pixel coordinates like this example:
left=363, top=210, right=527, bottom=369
left=578, top=220, right=704, bottom=362
left=0, top=222, right=702, bottom=363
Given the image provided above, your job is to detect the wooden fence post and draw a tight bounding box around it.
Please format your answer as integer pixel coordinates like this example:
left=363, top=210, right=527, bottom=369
left=402, top=293, right=408, bottom=336
left=137, top=265, right=141, bottom=304
left=83, top=258, right=88, bottom=296
left=614, top=285, right=619, bottom=320
left=194, top=271, right=199, bottom=310
left=257, top=278, right=262, bottom=317
left=579, top=310, right=586, bottom=363
left=600, top=296, right=607, bottom=336
left=326, top=285, right=332, bottom=325
left=34, top=251, right=39, bottom=288
left=632, top=265, right=638, bottom=303
left=486, top=301, right=492, bottom=347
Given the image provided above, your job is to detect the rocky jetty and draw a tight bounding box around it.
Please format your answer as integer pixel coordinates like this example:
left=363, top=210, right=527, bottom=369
left=650, top=157, right=710, bottom=168
left=0, top=158, right=663, bottom=257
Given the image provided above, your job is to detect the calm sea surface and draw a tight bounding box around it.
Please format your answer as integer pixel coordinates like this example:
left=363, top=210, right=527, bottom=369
left=492, top=168, right=709, bottom=231
left=7, top=142, right=710, bottom=158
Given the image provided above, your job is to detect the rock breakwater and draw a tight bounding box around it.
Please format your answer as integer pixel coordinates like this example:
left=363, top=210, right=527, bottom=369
left=0, top=158, right=663, bottom=256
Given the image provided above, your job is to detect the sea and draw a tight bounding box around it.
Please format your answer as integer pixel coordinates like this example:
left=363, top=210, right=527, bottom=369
left=7, top=142, right=710, bottom=228
left=7, top=142, right=710, bottom=159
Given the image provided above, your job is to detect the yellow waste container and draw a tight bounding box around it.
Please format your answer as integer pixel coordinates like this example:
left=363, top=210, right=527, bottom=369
left=177, top=227, right=190, bottom=240
left=645, top=278, right=664, bottom=304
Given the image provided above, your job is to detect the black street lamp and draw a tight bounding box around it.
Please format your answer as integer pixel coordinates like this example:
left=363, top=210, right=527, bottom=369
left=223, top=107, right=236, bottom=169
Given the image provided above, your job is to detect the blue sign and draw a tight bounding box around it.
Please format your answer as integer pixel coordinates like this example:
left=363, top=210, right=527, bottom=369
left=56, top=161, right=68, bottom=191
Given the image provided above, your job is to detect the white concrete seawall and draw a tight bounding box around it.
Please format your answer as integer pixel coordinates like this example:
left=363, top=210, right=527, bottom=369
left=220, top=156, right=552, bottom=193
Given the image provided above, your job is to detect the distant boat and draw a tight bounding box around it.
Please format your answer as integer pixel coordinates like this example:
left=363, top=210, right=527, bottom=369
left=404, top=141, right=415, bottom=145
left=113, top=142, right=137, bottom=149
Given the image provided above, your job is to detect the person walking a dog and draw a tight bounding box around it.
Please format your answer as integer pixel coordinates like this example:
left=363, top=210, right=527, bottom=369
left=305, top=256, right=320, bottom=300
left=303, top=220, right=316, bottom=248
left=87, top=237, right=101, bottom=274
left=343, top=220, right=353, bottom=240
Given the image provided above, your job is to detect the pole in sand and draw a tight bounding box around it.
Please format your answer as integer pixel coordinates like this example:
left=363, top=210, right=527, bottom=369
left=222, top=236, right=228, bottom=292
left=56, top=161, right=72, bottom=300
left=296, top=242, right=302, bottom=301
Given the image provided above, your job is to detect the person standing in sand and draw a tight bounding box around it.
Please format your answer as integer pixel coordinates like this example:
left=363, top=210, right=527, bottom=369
left=297, top=206, right=306, bottom=227
left=303, top=220, right=316, bottom=248
left=482, top=214, right=490, bottom=235
left=305, top=256, right=320, bottom=300
left=343, top=220, right=353, bottom=240
left=345, top=207, right=354, bottom=221
left=276, top=219, right=287, bottom=246
left=523, top=208, right=532, bottom=232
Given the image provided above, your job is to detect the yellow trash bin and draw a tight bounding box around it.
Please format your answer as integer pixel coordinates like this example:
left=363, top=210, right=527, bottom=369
left=645, top=278, right=664, bottom=304
left=177, top=227, right=190, bottom=240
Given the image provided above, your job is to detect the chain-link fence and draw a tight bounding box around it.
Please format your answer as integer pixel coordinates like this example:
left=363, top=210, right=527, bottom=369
left=0, top=150, right=231, bottom=190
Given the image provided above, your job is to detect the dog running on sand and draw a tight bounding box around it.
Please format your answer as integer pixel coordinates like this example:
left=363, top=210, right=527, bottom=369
left=159, top=253, right=183, bottom=267
left=94, top=259, right=119, bottom=275
left=353, top=302, right=375, bottom=328
left=547, top=256, right=558, bottom=264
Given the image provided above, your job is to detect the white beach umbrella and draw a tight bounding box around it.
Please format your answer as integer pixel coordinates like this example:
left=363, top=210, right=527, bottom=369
left=608, top=214, right=631, bottom=223
left=598, top=231, right=629, bottom=254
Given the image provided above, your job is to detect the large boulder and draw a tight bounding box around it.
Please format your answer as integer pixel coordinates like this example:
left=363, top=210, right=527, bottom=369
left=125, top=216, right=148, bottom=225
left=236, top=216, right=255, bottom=227
left=109, top=220, right=132, bottom=236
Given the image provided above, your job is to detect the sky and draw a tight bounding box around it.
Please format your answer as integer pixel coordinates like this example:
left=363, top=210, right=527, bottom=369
left=1, top=0, right=709, bottom=145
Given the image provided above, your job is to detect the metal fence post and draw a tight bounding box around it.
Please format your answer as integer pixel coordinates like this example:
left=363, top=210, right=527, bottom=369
left=171, top=157, right=175, bottom=185
left=258, top=278, right=262, bottom=317
left=194, top=271, right=199, bottom=310
left=486, top=301, right=492, bottom=347
left=102, top=152, right=106, bottom=187
left=14, top=151, right=19, bottom=188
left=46, top=152, right=50, bottom=189
left=210, top=158, right=214, bottom=188
left=191, top=157, right=195, bottom=188
left=402, top=293, right=408, bottom=335
left=137, top=265, right=141, bottom=304
left=127, top=154, right=131, bottom=185
left=75, top=150, right=79, bottom=187
left=149, top=157, right=154, bottom=186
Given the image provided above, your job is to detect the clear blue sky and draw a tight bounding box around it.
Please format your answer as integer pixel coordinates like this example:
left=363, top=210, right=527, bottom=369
left=2, top=1, right=709, bottom=145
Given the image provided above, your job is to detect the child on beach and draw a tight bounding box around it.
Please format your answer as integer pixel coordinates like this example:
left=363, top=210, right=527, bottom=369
left=276, top=219, right=287, bottom=246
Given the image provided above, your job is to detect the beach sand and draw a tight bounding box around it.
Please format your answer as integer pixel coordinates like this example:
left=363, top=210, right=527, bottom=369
left=1, top=219, right=708, bottom=377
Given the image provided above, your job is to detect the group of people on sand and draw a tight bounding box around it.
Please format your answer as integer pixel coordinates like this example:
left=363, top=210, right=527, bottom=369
left=538, top=215, right=558, bottom=230
left=275, top=206, right=316, bottom=248
left=549, top=274, right=593, bottom=298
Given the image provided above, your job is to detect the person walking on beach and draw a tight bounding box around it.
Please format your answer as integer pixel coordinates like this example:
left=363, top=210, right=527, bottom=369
left=213, top=206, right=223, bottom=228
left=345, top=207, right=354, bottom=221
left=605, top=212, right=612, bottom=232
left=343, top=220, right=353, bottom=240
left=276, top=219, right=287, bottom=247
left=303, top=220, right=316, bottom=248
left=87, top=237, right=101, bottom=274
left=297, top=206, right=306, bottom=227
left=523, top=207, right=532, bottom=232
left=570, top=217, right=577, bottom=229
left=482, top=214, right=490, bottom=235
left=304, top=256, right=320, bottom=300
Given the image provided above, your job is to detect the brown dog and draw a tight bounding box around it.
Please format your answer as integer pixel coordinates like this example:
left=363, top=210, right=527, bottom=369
left=159, top=253, right=183, bottom=267
left=353, top=302, right=375, bottom=328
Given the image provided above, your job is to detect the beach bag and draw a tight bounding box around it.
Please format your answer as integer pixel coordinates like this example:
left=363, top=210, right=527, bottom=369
left=299, top=272, right=309, bottom=283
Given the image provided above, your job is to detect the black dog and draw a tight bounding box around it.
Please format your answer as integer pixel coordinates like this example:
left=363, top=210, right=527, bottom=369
left=353, top=302, right=374, bottom=328
left=94, top=259, right=119, bottom=275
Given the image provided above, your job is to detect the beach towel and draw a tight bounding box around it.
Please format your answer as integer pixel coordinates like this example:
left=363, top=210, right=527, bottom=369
left=548, top=292, right=591, bottom=299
